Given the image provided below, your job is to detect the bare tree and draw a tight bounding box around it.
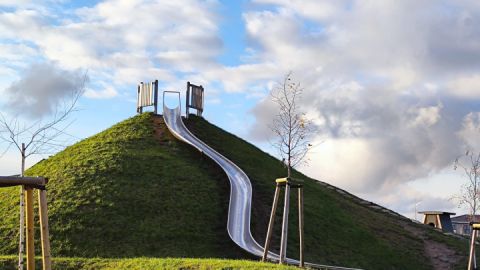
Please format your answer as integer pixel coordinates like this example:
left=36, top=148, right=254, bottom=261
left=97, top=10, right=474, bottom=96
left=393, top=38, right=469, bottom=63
left=270, top=72, right=314, bottom=177
left=454, top=150, right=480, bottom=221
left=0, top=74, right=86, bottom=270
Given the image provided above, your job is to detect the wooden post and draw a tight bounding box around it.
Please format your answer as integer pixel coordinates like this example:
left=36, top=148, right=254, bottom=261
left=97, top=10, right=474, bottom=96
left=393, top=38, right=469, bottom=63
left=475, top=230, right=478, bottom=270
left=298, top=187, right=304, bottom=267
left=186, top=82, right=190, bottom=118
left=38, top=189, right=51, bottom=270
left=18, top=186, right=25, bottom=270
left=469, top=229, right=475, bottom=270
left=18, top=143, right=26, bottom=270
left=154, top=80, right=159, bottom=115
left=197, top=85, right=204, bottom=117
left=279, top=184, right=290, bottom=264
left=262, top=184, right=281, bottom=262
left=137, top=84, right=140, bottom=114
left=137, top=84, right=142, bottom=114
left=25, top=188, right=34, bottom=270
left=201, top=86, right=204, bottom=117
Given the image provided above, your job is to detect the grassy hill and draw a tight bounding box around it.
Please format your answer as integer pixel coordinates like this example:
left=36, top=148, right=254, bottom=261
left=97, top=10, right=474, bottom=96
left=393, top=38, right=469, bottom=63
left=184, top=115, right=468, bottom=269
left=0, top=113, right=242, bottom=258
left=0, top=113, right=469, bottom=269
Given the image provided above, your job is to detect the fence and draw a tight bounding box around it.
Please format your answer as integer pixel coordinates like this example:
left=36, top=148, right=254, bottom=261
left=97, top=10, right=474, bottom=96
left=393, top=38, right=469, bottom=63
left=137, top=80, right=158, bottom=114
left=186, top=81, right=204, bottom=118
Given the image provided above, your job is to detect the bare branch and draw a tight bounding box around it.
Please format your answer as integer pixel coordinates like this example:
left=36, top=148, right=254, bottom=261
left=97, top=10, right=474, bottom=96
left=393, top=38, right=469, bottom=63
left=0, top=71, right=87, bottom=169
left=269, top=72, right=316, bottom=177
left=453, top=150, right=480, bottom=218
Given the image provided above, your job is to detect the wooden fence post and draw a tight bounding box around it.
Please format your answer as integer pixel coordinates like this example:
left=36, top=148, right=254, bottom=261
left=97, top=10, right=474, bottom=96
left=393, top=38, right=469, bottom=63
left=262, top=184, right=281, bottom=261
left=38, top=188, right=51, bottom=270
left=298, top=187, right=304, bottom=267
left=154, top=80, right=159, bottom=115
left=25, top=188, right=34, bottom=270
left=279, top=184, right=290, bottom=264
left=18, top=143, right=26, bottom=270
left=186, top=82, right=190, bottom=118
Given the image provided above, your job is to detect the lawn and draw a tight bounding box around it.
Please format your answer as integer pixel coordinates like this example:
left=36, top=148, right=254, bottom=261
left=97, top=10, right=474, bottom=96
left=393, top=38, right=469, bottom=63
left=0, top=256, right=298, bottom=270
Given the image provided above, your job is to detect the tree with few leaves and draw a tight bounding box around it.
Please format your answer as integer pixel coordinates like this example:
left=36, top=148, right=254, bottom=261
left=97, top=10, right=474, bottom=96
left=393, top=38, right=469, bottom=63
left=0, top=73, right=86, bottom=270
left=454, top=150, right=480, bottom=221
left=270, top=72, right=314, bottom=177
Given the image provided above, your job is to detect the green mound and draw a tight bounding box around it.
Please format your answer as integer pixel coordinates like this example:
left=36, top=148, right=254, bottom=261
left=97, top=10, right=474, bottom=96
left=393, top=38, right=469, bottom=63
left=0, top=113, right=241, bottom=258
left=0, top=113, right=468, bottom=269
left=185, top=115, right=468, bottom=270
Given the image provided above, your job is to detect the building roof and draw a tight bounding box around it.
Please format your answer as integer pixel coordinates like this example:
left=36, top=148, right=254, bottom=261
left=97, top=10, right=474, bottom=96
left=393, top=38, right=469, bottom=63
left=451, top=214, right=480, bottom=223
left=418, top=211, right=456, bottom=215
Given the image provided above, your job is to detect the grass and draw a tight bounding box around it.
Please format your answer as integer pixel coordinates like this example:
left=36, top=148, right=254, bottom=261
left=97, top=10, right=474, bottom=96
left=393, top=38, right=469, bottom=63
left=0, top=113, right=469, bottom=269
left=0, top=113, right=242, bottom=258
left=0, top=256, right=298, bottom=270
left=184, top=114, right=469, bottom=269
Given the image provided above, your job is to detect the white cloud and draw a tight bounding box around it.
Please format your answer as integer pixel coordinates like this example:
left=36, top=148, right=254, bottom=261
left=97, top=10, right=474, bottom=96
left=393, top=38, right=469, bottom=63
left=245, top=0, right=480, bottom=215
left=252, top=0, right=346, bottom=21
left=457, top=112, right=480, bottom=150
left=302, top=137, right=377, bottom=192
left=2, top=62, right=87, bottom=118
left=410, top=104, right=443, bottom=127
left=207, top=63, right=280, bottom=92
left=0, top=0, right=30, bottom=6
left=448, top=75, right=480, bottom=99
left=84, top=86, right=118, bottom=99
left=0, top=43, right=38, bottom=63
left=0, top=0, right=222, bottom=95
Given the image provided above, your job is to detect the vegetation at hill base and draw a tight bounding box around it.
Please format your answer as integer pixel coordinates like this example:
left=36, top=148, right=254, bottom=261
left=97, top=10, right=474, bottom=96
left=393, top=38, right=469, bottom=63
left=0, top=256, right=298, bottom=270
left=0, top=113, right=469, bottom=269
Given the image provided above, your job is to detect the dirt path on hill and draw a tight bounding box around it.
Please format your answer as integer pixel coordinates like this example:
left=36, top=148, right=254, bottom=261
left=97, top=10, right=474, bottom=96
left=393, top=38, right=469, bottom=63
left=402, top=222, right=462, bottom=270
left=152, top=116, right=165, bottom=140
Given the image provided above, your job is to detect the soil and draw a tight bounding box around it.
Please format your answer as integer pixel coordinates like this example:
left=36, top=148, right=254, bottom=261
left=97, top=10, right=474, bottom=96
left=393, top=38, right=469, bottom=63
left=402, top=221, right=463, bottom=270
left=152, top=115, right=165, bottom=140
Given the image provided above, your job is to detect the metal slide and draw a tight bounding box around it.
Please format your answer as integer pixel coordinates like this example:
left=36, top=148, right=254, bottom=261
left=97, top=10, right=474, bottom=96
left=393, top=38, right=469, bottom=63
left=162, top=91, right=359, bottom=270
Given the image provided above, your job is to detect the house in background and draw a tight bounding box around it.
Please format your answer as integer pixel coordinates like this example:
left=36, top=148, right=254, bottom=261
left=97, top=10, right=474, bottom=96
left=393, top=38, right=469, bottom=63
left=418, top=211, right=455, bottom=233
left=451, top=215, right=480, bottom=235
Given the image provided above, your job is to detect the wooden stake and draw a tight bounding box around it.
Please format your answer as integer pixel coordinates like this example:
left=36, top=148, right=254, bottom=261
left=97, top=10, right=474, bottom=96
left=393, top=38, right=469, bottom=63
left=154, top=80, right=159, bottom=115
left=186, top=82, right=190, bottom=118
left=25, top=188, right=34, bottom=270
left=200, top=85, right=204, bottom=117
left=475, top=230, right=478, bottom=270
left=298, top=187, right=304, bottom=267
left=279, top=184, right=290, bottom=264
left=19, top=143, right=26, bottom=270
left=469, top=228, right=477, bottom=270
left=137, top=85, right=141, bottom=113
left=262, top=184, right=281, bottom=262
left=18, top=186, right=25, bottom=270
left=38, top=189, right=51, bottom=270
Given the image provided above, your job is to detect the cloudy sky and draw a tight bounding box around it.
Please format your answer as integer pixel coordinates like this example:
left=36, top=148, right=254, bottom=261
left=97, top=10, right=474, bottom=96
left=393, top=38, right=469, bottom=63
left=1, top=0, right=480, bottom=220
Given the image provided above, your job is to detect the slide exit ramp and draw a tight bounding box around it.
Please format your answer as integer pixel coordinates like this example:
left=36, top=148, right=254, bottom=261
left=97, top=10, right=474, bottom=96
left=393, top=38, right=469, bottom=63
left=162, top=91, right=360, bottom=270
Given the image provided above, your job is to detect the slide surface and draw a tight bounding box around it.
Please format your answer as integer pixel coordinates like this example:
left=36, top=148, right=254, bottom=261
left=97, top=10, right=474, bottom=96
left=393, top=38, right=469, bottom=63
left=162, top=93, right=358, bottom=270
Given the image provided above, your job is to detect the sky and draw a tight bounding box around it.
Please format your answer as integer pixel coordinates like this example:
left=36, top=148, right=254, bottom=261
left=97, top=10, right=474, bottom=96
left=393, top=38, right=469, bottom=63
left=1, top=0, right=480, bottom=220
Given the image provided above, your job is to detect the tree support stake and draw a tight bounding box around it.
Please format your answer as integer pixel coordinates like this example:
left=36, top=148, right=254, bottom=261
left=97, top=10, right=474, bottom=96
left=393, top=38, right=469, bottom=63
left=262, top=177, right=304, bottom=267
